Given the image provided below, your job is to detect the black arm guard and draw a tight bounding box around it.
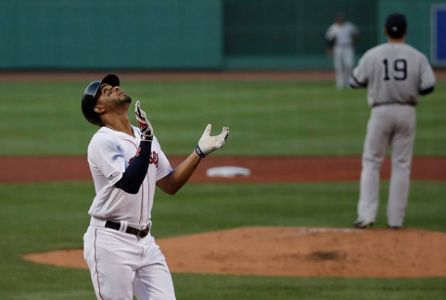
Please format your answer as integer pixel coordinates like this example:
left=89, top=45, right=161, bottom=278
left=115, top=141, right=152, bottom=194
left=326, top=38, right=335, bottom=49
left=419, top=86, right=434, bottom=95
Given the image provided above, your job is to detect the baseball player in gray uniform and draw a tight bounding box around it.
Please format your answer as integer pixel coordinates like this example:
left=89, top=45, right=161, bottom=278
left=81, top=74, right=229, bottom=300
left=350, top=13, right=436, bottom=229
left=326, top=12, right=360, bottom=90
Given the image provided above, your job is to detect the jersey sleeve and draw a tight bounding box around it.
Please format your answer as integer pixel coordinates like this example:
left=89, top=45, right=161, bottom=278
left=350, top=54, right=369, bottom=88
left=152, top=136, right=173, bottom=181
left=156, top=150, right=173, bottom=181
left=350, top=23, right=359, bottom=36
left=419, top=55, right=436, bottom=92
left=88, top=133, right=126, bottom=186
left=325, top=25, right=335, bottom=41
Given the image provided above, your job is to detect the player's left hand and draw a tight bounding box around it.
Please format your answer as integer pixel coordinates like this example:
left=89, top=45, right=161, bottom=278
left=135, top=100, right=153, bottom=142
left=194, top=124, right=229, bottom=158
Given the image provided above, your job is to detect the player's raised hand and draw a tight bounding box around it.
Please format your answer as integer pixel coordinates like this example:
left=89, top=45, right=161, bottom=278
left=194, top=124, right=229, bottom=158
left=135, top=100, right=153, bottom=142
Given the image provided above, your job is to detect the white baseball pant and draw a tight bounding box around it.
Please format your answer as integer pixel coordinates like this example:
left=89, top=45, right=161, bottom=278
left=83, top=220, right=176, bottom=300
left=357, top=105, right=416, bottom=227
left=333, top=45, right=354, bottom=89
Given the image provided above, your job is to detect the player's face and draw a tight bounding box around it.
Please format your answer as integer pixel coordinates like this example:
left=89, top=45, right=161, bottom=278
left=98, top=84, right=132, bottom=106
left=94, top=84, right=132, bottom=117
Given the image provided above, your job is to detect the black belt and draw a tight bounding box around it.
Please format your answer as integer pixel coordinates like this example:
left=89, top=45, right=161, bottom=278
left=105, top=220, right=150, bottom=238
left=372, top=102, right=416, bottom=108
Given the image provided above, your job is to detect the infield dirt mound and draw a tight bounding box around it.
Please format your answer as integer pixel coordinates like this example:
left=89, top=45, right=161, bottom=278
left=24, top=226, right=446, bottom=278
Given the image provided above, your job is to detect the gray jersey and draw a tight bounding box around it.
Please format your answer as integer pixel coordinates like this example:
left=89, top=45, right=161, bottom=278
left=325, top=22, right=359, bottom=47
left=351, top=43, right=436, bottom=107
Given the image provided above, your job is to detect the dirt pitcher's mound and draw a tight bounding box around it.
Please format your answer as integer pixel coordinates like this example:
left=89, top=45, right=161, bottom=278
left=23, top=227, right=446, bottom=278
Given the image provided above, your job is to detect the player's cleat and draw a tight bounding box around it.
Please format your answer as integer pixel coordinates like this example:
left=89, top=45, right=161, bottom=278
left=387, top=225, right=401, bottom=230
left=353, top=220, right=374, bottom=229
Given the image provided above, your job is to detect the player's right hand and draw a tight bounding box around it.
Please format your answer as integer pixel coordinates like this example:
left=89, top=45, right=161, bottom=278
left=135, top=100, right=153, bottom=142
left=195, top=124, right=229, bottom=158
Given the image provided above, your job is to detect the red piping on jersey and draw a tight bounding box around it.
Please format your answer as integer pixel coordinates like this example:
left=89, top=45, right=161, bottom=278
left=139, top=178, right=146, bottom=225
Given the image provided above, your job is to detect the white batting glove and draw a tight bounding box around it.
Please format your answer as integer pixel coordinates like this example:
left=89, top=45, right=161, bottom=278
left=135, top=100, right=154, bottom=142
left=194, top=124, right=229, bottom=158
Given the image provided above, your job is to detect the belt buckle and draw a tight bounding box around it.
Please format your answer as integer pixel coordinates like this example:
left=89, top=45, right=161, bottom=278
left=137, top=227, right=149, bottom=238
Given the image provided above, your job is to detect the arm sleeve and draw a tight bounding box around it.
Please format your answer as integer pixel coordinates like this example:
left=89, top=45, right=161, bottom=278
left=350, top=55, right=368, bottom=88
left=419, top=56, right=436, bottom=95
left=419, top=86, right=434, bottom=95
left=115, top=141, right=152, bottom=194
left=326, top=38, right=335, bottom=48
left=156, top=148, right=173, bottom=181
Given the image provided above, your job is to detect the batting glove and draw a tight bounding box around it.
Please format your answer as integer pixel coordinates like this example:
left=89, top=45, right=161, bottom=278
left=195, top=124, right=229, bottom=158
left=135, top=100, right=153, bottom=142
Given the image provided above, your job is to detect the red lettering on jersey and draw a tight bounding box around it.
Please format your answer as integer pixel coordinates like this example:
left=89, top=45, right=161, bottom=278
left=149, top=151, right=159, bottom=167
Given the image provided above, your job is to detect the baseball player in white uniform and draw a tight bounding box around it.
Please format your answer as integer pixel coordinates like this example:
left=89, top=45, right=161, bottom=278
left=326, top=12, right=359, bottom=90
left=81, top=74, right=229, bottom=300
left=350, top=13, right=436, bottom=229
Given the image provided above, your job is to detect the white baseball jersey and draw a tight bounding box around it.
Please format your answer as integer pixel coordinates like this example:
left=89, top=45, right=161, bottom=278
left=87, top=126, right=173, bottom=228
left=351, top=43, right=436, bottom=107
left=84, top=125, right=177, bottom=299
left=326, top=21, right=359, bottom=89
left=325, top=22, right=358, bottom=47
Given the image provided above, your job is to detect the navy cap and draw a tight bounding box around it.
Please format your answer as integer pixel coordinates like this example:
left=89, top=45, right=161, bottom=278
left=385, top=13, right=407, bottom=39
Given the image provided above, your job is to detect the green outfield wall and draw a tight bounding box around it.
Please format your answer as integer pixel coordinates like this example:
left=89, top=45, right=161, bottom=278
left=224, top=0, right=377, bottom=70
left=0, top=0, right=444, bottom=70
left=377, top=0, right=444, bottom=60
left=0, top=0, right=223, bottom=69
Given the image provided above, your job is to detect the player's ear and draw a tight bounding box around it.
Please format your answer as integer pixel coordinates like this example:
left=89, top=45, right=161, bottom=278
left=94, top=104, right=105, bottom=114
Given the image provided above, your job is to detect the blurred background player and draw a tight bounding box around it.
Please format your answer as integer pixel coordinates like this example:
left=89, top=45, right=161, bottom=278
left=325, top=12, right=360, bottom=90
left=350, top=13, right=436, bottom=229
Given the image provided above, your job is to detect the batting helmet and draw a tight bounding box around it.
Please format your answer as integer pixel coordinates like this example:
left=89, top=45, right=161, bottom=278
left=81, top=74, right=120, bottom=126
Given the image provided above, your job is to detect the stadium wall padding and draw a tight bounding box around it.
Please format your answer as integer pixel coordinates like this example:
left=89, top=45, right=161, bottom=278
left=0, top=0, right=223, bottom=70
left=0, top=0, right=443, bottom=70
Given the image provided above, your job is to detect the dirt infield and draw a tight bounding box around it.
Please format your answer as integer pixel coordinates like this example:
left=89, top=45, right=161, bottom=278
left=12, top=154, right=446, bottom=278
left=1, top=155, right=446, bottom=183
left=1, top=69, right=445, bottom=82
left=24, top=226, right=446, bottom=278
left=0, top=70, right=334, bottom=82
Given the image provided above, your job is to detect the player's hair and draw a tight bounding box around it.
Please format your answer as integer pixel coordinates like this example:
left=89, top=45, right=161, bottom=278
left=385, top=13, right=407, bottom=39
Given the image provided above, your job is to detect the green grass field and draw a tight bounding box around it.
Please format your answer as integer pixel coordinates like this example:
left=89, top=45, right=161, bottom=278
left=0, top=77, right=445, bottom=299
left=0, top=79, right=445, bottom=156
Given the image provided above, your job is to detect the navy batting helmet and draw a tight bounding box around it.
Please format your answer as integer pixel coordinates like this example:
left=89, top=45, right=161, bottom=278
left=81, top=74, right=120, bottom=126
